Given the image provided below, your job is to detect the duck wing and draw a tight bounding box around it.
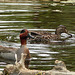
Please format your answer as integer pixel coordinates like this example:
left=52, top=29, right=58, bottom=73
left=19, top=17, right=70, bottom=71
left=0, top=46, right=17, bottom=61
left=31, top=32, right=41, bottom=36
left=0, top=52, right=15, bottom=61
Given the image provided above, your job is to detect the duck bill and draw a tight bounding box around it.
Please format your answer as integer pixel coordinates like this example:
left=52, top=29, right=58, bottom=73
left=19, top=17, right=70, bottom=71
left=65, top=29, right=72, bottom=38
left=27, top=33, right=34, bottom=39
left=67, top=33, right=72, bottom=38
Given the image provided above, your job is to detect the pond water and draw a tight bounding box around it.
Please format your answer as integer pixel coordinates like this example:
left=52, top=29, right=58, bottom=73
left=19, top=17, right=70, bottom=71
left=0, top=1, right=75, bottom=71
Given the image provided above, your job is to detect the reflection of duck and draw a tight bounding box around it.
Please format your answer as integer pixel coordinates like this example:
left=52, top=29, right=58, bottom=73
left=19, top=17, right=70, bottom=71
left=0, top=29, right=33, bottom=68
left=30, top=25, right=72, bottom=43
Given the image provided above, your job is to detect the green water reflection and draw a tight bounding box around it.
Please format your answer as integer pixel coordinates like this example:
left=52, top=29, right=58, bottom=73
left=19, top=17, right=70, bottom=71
left=0, top=1, right=75, bottom=71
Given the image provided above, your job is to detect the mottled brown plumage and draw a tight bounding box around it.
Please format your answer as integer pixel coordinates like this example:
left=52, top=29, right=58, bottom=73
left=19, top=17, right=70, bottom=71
left=30, top=25, right=72, bottom=43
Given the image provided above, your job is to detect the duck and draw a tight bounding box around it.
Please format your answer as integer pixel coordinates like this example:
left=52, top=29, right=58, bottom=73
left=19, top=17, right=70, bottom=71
left=30, top=25, right=72, bottom=43
left=0, top=29, right=34, bottom=69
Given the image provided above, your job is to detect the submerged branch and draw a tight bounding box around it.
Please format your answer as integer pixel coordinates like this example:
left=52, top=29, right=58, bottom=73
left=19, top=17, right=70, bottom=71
left=0, top=53, right=75, bottom=75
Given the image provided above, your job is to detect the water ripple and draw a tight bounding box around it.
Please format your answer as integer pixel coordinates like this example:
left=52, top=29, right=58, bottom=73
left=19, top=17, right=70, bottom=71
left=0, top=3, right=41, bottom=6
left=0, top=10, right=36, bottom=13
left=0, top=21, right=41, bottom=23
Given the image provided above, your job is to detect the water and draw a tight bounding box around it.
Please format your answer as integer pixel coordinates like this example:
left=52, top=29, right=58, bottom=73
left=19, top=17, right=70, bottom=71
left=0, top=1, right=75, bottom=71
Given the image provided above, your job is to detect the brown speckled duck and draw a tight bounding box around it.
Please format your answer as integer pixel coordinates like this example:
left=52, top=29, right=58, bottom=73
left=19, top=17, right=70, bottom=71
left=30, top=25, right=72, bottom=43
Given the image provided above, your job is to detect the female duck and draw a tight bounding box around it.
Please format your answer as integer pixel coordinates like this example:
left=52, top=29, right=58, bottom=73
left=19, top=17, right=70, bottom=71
left=30, top=25, right=72, bottom=42
left=0, top=29, right=33, bottom=68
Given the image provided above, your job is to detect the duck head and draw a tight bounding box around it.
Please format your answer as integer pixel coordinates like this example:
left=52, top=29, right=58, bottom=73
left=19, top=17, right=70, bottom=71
left=20, top=29, right=34, bottom=45
left=55, top=25, right=72, bottom=37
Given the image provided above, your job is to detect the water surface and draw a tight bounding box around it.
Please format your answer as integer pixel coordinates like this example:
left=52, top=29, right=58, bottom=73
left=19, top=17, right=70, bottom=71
left=0, top=1, right=75, bottom=71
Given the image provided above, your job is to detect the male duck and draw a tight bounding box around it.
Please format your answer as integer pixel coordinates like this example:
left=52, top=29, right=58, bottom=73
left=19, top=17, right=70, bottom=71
left=30, top=25, right=72, bottom=42
left=0, top=29, right=33, bottom=68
